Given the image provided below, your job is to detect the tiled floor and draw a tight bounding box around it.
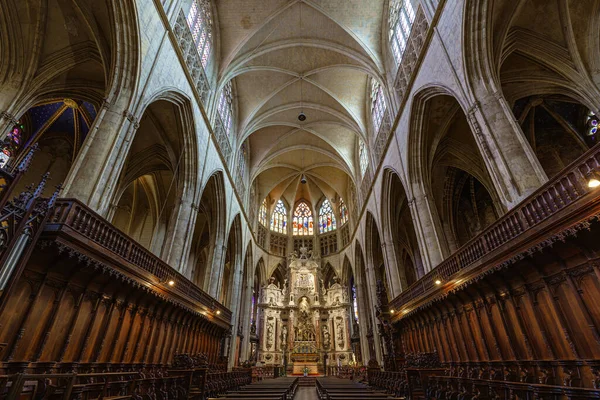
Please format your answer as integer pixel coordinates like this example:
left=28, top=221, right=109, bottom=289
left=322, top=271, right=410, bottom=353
left=294, top=387, right=319, bottom=399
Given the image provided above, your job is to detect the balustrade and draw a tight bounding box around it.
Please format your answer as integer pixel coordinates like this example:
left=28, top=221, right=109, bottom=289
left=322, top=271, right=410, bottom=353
left=46, top=198, right=232, bottom=322
left=0, top=366, right=252, bottom=400
left=391, top=144, right=600, bottom=312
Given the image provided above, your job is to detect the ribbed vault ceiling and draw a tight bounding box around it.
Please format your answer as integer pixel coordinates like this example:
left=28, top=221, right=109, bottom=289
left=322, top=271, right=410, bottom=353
left=215, top=0, right=385, bottom=207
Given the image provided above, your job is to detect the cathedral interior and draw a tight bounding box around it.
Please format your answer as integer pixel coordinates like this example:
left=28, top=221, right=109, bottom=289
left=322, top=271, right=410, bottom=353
left=1, top=0, right=600, bottom=399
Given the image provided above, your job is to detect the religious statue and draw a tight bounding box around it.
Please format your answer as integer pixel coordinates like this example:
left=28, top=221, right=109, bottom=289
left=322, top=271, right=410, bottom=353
left=281, top=325, right=288, bottom=348
left=322, top=325, right=331, bottom=349
left=266, top=321, right=274, bottom=349
left=336, top=319, right=345, bottom=349
left=299, top=297, right=310, bottom=317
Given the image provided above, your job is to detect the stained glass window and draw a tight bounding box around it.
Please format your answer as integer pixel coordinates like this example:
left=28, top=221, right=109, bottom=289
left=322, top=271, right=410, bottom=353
left=270, top=200, right=287, bottom=234
left=339, top=197, right=348, bottom=226
left=586, top=111, right=598, bottom=137
left=371, top=80, right=387, bottom=134
left=359, top=140, right=369, bottom=176
left=0, top=124, right=23, bottom=169
left=218, top=81, right=233, bottom=136
left=259, top=199, right=268, bottom=227
left=250, top=294, right=256, bottom=324
left=186, top=0, right=213, bottom=68
left=318, top=199, right=336, bottom=234
left=352, top=285, right=359, bottom=323
left=388, top=0, right=416, bottom=66
left=293, top=202, right=313, bottom=236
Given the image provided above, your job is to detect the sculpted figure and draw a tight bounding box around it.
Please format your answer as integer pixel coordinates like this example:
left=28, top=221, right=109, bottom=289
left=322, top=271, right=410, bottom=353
left=281, top=325, right=288, bottom=347
left=322, top=325, right=331, bottom=349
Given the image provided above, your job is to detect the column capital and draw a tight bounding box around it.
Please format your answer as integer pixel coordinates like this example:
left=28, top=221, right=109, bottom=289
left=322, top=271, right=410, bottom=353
left=123, top=110, right=140, bottom=129
left=1, top=111, right=18, bottom=125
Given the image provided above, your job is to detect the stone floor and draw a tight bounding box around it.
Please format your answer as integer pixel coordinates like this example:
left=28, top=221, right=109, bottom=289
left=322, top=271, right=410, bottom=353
left=294, top=387, right=319, bottom=399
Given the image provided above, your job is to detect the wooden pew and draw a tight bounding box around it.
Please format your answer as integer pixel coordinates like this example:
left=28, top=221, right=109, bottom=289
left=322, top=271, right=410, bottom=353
left=0, top=371, right=189, bottom=400
left=210, top=377, right=298, bottom=400
left=316, top=377, right=405, bottom=400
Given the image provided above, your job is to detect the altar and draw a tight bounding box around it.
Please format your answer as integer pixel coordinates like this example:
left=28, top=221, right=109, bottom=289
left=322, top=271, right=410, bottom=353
left=292, top=363, right=319, bottom=375
left=256, top=247, right=354, bottom=372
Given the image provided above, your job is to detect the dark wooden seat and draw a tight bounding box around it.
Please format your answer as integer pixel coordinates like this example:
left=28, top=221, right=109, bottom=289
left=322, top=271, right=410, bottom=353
left=212, top=377, right=298, bottom=400
left=316, top=377, right=405, bottom=400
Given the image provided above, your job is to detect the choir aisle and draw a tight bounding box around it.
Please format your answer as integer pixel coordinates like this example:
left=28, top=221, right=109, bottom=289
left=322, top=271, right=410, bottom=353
left=294, top=387, right=319, bottom=400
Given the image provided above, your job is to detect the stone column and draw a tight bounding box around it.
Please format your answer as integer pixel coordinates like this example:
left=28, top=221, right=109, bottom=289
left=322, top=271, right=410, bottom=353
left=364, top=265, right=384, bottom=364
left=227, top=260, right=244, bottom=369
left=408, top=189, right=449, bottom=272
left=381, top=241, right=402, bottom=298
left=0, top=79, right=27, bottom=136
left=161, top=195, right=197, bottom=271
left=61, top=100, right=140, bottom=216
left=239, top=279, right=253, bottom=362
left=467, top=92, right=547, bottom=208
left=208, top=244, right=227, bottom=298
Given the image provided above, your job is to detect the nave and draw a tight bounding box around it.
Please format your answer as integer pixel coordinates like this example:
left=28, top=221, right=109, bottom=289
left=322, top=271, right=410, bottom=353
left=1, top=0, right=600, bottom=399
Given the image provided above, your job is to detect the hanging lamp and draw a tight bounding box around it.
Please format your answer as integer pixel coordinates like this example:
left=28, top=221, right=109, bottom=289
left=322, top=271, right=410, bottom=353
left=298, top=1, right=306, bottom=122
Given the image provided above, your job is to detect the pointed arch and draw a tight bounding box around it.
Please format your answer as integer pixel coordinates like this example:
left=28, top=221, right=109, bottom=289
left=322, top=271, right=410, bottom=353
left=187, top=171, right=227, bottom=293
left=381, top=168, right=423, bottom=289
left=365, top=212, right=389, bottom=303
left=220, top=214, right=243, bottom=307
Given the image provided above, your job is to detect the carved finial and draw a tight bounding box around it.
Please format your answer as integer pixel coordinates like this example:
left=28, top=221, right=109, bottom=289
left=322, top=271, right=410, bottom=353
left=31, top=172, right=50, bottom=201
left=49, top=184, right=63, bottom=208
left=17, top=143, right=39, bottom=173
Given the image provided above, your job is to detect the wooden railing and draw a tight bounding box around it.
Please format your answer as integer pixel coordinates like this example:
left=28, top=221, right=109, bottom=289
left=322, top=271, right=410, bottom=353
left=45, top=198, right=232, bottom=323
left=390, top=144, right=600, bottom=313
left=0, top=368, right=252, bottom=400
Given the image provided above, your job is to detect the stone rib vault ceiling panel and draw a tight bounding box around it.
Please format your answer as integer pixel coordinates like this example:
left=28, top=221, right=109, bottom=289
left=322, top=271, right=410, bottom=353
left=307, top=0, right=385, bottom=65
left=243, top=47, right=364, bottom=74
left=217, top=0, right=292, bottom=68
left=308, top=69, right=368, bottom=125
left=235, top=71, right=296, bottom=128
left=252, top=109, right=355, bottom=131
left=255, top=80, right=353, bottom=121
left=248, top=125, right=294, bottom=168
left=265, top=130, right=340, bottom=160
left=511, top=0, right=566, bottom=48
left=235, top=2, right=369, bottom=58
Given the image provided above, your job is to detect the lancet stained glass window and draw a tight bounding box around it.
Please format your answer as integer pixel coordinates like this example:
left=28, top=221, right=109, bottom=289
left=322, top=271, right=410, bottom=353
left=0, top=124, right=23, bottom=169
left=359, top=140, right=369, bottom=176
left=259, top=199, right=268, bottom=227
left=318, top=199, right=336, bottom=234
left=388, top=0, right=416, bottom=66
left=186, top=0, right=214, bottom=68
left=218, top=81, right=233, bottom=136
left=371, top=80, right=387, bottom=134
left=293, top=202, right=313, bottom=236
left=352, top=284, right=359, bottom=323
left=339, top=197, right=348, bottom=226
left=586, top=110, right=598, bottom=137
left=270, top=200, right=287, bottom=234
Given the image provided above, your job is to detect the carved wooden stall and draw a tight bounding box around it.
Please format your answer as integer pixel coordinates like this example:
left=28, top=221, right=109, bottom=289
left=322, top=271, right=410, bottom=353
left=382, top=143, right=600, bottom=398
left=0, top=197, right=232, bottom=375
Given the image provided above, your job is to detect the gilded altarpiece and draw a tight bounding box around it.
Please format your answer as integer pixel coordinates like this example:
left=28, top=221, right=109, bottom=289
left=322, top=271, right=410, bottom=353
left=257, top=248, right=353, bottom=374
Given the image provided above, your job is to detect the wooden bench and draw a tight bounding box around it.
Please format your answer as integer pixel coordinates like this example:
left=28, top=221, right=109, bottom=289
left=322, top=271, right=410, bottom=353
left=316, top=377, right=405, bottom=400
left=210, top=377, right=298, bottom=400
